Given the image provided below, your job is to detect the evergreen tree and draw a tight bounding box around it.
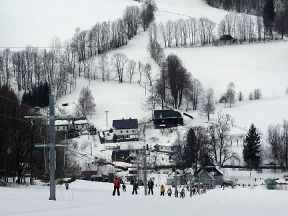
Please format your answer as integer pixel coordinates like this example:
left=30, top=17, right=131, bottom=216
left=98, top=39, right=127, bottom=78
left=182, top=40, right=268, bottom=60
left=243, top=124, right=261, bottom=169
left=184, top=128, right=198, bottom=169
left=263, top=0, right=275, bottom=38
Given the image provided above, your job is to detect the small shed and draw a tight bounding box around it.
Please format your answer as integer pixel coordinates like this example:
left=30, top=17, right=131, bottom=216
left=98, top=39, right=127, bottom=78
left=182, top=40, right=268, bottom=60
left=219, top=34, right=236, bottom=44
left=195, top=169, right=215, bottom=189
left=153, top=110, right=183, bottom=129
left=194, top=166, right=224, bottom=188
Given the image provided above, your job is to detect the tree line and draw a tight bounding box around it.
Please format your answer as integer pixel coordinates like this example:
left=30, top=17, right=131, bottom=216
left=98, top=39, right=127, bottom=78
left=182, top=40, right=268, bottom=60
left=0, top=85, right=74, bottom=184
left=172, top=113, right=240, bottom=174
left=206, top=0, right=288, bottom=39
left=0, top=1, right=157, bottom=102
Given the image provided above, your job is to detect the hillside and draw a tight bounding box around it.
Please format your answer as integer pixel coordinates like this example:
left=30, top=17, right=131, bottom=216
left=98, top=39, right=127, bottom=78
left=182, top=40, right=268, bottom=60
left=1, top=0, right=288, bottom=193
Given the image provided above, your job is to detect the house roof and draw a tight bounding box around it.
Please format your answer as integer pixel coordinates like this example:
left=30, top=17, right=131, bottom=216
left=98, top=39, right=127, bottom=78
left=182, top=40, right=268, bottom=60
left=113, top=118, right=138, bottom=129
left=55, top=120, right=69, bottom=126
left=153, top=110, right=182, bottom=119
left=195, top=166, right=223, bottom=176
left=220, top=34, right=234, bottom=40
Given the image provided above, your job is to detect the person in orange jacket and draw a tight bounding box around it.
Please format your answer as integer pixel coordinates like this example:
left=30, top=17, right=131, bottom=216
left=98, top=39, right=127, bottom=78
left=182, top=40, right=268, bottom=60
left=113, top=177, right=121, bottom=196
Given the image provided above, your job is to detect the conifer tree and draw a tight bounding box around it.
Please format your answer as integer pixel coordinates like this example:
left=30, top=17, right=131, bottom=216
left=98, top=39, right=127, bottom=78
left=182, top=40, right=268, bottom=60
left=243, top=124, right=261, bottom=169
left=263, top=0, right=275, bottom=38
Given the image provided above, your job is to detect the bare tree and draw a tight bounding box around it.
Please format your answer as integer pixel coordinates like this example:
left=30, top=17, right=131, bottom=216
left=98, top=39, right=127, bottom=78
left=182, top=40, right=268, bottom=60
left=98, top=54, right=109, bottom=81
left=253, top=88, right=262, bottom=100
left=127, top=60, right=137, bottom=83
left=268, top=120, right=288, bottom=169
left=201, top=88, right=215, bottom=121
left=184, top=77, right=203, bottom=111
left=111, top=53, right=128, bottom=83
left=226, top=82, right=236, bottom=107
left=143, top=63, right=153, bottom=86
left=123, top=6, right=141, bottom=39
left=207, top=113, right=239, bottom=166
left=75, top=87, right=96, bottom=117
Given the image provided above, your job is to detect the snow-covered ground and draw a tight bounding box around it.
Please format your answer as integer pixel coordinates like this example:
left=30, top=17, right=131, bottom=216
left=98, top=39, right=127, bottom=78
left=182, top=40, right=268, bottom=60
left=165, top=41, right=288, bottom=98
left=1, top=180, right=288, bottom=216
left=0, top=0, right=139, bottom=47
left=155, top=0, right=228, bottom=23
left=217, top=95, right=288, bottom=137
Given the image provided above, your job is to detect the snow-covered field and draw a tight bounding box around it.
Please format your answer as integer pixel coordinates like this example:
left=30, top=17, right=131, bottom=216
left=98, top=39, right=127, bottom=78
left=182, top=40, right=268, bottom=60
left=165, top=41, right=288, bottom=98
left=217, top=95, right=288, bottom=136
left=155, top=0, right=228, bottom=23
left=1, top=180, right=288, bottom=216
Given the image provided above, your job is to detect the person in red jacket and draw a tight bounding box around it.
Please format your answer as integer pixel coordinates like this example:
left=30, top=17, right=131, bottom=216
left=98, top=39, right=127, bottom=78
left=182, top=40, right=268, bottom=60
left=113, top=177, right=121, bottom=196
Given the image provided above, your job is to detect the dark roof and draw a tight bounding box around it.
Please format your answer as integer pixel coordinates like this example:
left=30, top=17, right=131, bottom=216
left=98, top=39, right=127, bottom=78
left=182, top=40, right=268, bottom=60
left=195, top=166, right=223, bottom=176
left=113, top=118, right=138, bottom=129
left=153, top=110, right=182, bottom=119
left=220, top=34, right=234, bottom=41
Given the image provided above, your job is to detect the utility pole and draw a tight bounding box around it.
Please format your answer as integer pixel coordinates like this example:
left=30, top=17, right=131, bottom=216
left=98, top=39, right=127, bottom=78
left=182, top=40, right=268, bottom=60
left=142, top=124, right=147, bottom=195
left=105, top=111, right=109, bottom=127
left=49, top=94, right=56, bottom=200
left=25, top=94, right=86, bottom=201
left=143, top=145, right=147, bottom=195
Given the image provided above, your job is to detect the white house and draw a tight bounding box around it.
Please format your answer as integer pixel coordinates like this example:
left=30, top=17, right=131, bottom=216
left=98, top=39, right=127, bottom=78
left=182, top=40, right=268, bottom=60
left=74, top=119, right=89, bottom=131
left=154, top=144, right=173, bottom=153
left=55, top=120, right=69, bottom=132
left=112, top=118, right=139, bottom=142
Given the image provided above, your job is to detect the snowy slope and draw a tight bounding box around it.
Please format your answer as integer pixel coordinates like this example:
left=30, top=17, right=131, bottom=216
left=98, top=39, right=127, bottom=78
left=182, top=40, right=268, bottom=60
left=1, top=181, right=288, bottom=216
left=164, top=41, right=288, bottom=98
left=0, top=0, right=139, bottom=47
left=155, top=0, right=229, bottom=23
left=217, top=95, right=288, bottom=137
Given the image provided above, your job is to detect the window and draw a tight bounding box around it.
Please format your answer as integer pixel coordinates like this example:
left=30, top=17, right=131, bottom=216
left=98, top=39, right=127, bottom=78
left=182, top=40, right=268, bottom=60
left=63, top=126, right=65, bottom=130
left=120, top=130, right=123, bottom=133
left=132, top=130, right=134, bottom=133
left=57, top=127, right=59, bottom=130
left=126, top=130, right=129, bottom=133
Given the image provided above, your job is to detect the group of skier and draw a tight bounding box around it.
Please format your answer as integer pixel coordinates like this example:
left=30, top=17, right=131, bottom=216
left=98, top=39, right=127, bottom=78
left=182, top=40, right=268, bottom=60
left=112, top=177, right=207, bottom=197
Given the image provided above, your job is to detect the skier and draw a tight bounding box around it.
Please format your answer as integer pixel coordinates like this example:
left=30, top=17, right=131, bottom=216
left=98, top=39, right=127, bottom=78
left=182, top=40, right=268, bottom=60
left=175, top=188, right=179, bottom=197
left=160, top=185, right=165, bottom=196
left=122, top=183, right=126, bottom=192
left=167, top=187, right=172, bottom=197
left=148, top=178, right=154, bottom=195
left=113, top=177, right=121, bottom=196
left=132, top=180, right=139, bottom=195
left=65, top=182, right=69, bottom=190
left=180, top=188, right=185, bottom=198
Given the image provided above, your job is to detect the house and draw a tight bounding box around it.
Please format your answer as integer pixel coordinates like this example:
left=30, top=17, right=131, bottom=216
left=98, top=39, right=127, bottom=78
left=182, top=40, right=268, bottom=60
left=112, top=118, right=139, bottom=142
left=74, top=119, right=89, bottom=131
left=55, top=120, right=70, bottom=132
left=154, top=144, right=173, bottom=154
left=55, top=118, right=89, bottom=132
left=194, top=165, right=224, bottom=189
left=153, top=110, right=183, bottom=129
left=219, top=34, right=236, bottom=44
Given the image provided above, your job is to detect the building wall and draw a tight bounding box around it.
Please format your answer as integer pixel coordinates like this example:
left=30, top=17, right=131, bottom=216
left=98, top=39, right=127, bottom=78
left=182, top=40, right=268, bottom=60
left=114, top=128, right=139, bottom=140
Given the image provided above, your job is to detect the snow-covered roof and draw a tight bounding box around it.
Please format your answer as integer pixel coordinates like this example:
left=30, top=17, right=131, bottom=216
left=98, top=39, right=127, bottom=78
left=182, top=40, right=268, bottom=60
left=75, top=120, right=88, bottom=125
left=55, top=120, right=69, bottom=125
